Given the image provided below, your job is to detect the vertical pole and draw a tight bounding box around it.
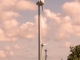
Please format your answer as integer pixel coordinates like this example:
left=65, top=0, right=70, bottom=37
left=36, top=1, right=44, bottom=60
left=45, top=49, right=47, bottom=60
left=38, top=5, right=41, bottom=60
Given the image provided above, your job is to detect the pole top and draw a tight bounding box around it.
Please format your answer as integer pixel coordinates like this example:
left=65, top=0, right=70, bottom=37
left=36, top=0, right=44, bottom=6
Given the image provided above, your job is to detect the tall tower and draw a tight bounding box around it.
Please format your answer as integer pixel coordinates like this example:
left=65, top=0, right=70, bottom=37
left=36, top=0, right=44, bottom=60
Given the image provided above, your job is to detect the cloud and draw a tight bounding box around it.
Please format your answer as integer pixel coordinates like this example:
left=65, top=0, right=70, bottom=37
left=0, top=29, right=15, bottom=42
left=55, top=16, right=73, bottom=40
left=0, top=0, right=80, bottom=42
left=0, top=18, right=37, bottom=42
left=0, top=50, right=6, bottom=58
left=15, top=0, right=37, bottom=11
left=13, top=44, right=24, bottom=50
left=0, top=0, right=37, bottom=42
left=2, top=19, right=19, bottom=37
left=0, top=20, right=19, bottom=42
left=20, top=22, right=36, bottom=39
left=43, top=1, right=80, bottom=40
left=9, top=51, right=14, bottom=57
left=4, top=46, right=10, bottom=51
left=19, top=15, right=48, bottom=40
left=1, top=11, right=20, bottom=21
left=62, top=42, right=71, bottom=48
left=62, top=1, right=80, bottom=16
left=44, top=9, right=61, bottom=23
left=62, top=1, right=80, bottom=37
left=1, top=0, right=80, bottom=60
left=0, top=50, right=14, bottom=58
left=44, top=9, right=73, bottom=40
left=0, top=0, right=37, bottom=11
left=62, top=1, right=80, bottom=27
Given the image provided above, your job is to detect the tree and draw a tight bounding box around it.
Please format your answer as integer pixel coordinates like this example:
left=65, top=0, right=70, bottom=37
left=67, top=45, right=80, bottom=60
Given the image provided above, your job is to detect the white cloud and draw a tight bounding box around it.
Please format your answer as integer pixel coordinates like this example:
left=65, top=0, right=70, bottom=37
left=1, top=0, right=80, bottom=60
left=0, top=50, right=6, bottom=58
left=44, top=9, right=73, bottom=40
left=0, top=0, right=80, bottom=42
left=0, top=20, right=19, bottom=42
left=62, top=1, right=80, bottom=37
left=20, top=22, right=36, bottom=39
left=0, top=0, right=38, bottom=42
left=2, top=19, right=19, bottom=37
left=9, top=51, right=14, bottom=57
left=0, top=49, right=14, bottom=58
left=0, top=29, right=11, bottom=41
left=62, top=1, right=80, bottom=17
left=44, top=1, right=80, bottom=40
left=44, top=9, right=61, bottom=23
left=55, top=16, right=73, bottom=40
left=0, top=0, right=40, bottom=42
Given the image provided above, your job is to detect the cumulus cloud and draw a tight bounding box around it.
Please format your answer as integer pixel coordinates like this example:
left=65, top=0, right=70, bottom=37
left=0, top=0, right=80, bottom=59
left=62, top=1, right=80, bottom=16
left=44, top=9, right=61, bottom=23
left=62, top=1, right=80, bottom=37
left=0, top=50, right=14, bottom=58
left=0, top=28, right=18, bottom=42
left=0, top=0, right=80, bottom=43
left=43, top=0, right=80, bottom=40
left=2, top=19, right=19, bottom=37
left=44, top=9, right=73, bottom=40
left=0, top=0, right=37, bottom=42
left=20, top=22, right=36, bottom=39
left=62, top=0, right=80, bottom=25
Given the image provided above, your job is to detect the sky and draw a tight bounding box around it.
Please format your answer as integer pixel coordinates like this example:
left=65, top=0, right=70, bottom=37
left=0, top=0, right=80, bottom=60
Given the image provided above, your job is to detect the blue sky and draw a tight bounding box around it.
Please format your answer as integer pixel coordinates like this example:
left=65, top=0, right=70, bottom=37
left=0, top=0, right=80, bottom=60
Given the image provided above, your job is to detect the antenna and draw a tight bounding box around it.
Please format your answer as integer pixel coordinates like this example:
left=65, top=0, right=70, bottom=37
left=36, top=1, right=45, bottom=60
left=44, top=49, right=47, bottom=60
left=42, top=43, right=48, bottom=47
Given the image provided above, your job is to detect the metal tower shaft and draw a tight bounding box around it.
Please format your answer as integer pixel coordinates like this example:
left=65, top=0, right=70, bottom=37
left=36, top=1, right=44, bottom=60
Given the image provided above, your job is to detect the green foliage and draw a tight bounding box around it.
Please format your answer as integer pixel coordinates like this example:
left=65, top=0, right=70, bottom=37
left=67, top=45, right=80, bottom=60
